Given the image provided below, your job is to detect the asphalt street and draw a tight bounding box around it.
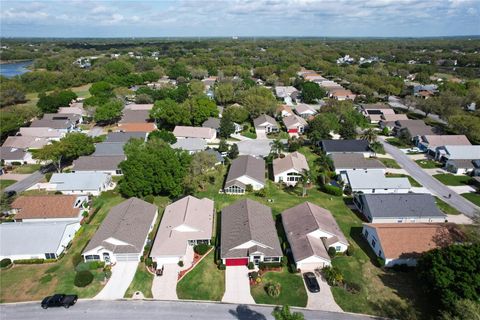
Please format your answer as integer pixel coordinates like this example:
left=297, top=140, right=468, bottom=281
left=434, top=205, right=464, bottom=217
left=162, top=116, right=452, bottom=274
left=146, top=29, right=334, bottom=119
left=380, top=139, right=480, bottom=218
left=3, top=171, right=44, bottom=194
left=0, top=300, right=379, bottom=320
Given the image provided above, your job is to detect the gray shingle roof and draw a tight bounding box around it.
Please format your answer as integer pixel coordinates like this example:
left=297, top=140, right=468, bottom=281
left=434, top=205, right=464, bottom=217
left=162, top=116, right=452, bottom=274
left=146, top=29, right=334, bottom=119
left=321, top=139, right=370, bottom=153
left=202, top=117, right=221, bottom=130
left=83, top=198, right=157, bottom=255
left=171, top=138, right=207, bottom=152
left=119, top=109, right=150, bottom=123
left=0, top=147, right=27, bottom=161
left=330, top=153, right=385, bottom=170
left=253, top=114, right=278, bottom=128
left=225, top=155, right=265, bottom=187
left=355, top=193, right=446, bottom=221
left=106, top=132, right=147, bottom=143
left=396, top=120, right=435, bottom=136
left=221, top=199, right=282, bottom=259
left=92, top=142, right=126, bottom=156
left=72, top=155, right=125, bottom=171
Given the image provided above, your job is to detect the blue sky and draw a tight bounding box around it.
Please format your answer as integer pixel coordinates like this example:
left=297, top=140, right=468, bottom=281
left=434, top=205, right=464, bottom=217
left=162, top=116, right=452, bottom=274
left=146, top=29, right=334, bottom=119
left=1, top=0, right=479, bottom=38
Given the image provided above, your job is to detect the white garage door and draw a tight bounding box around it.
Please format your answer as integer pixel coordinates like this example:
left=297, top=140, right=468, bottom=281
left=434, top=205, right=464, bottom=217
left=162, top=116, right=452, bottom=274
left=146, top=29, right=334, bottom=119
left=115, top=254, right=140, bottom=262
left=155, top=256, right=180, bottom=265
left=298, top=262, right=329, bottom=272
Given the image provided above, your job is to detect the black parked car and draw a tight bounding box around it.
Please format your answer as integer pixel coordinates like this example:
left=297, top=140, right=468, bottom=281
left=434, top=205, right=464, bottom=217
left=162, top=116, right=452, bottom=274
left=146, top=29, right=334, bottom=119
left=41, top=294, right=78, bottom=309
left=303, top=272, right=320, bottom=293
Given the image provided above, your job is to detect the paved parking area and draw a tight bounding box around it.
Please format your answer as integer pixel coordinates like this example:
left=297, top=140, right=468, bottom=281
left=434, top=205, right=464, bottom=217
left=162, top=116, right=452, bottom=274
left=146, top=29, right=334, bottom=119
left=95, top=261, right=139, bottom=300
left=237, top=139, right=272, bottom=157
left=222, top=266, right=255, bottom=304
left=304, top=272, right=342, bottom=312
left=152, top=264, right=179, bottom=300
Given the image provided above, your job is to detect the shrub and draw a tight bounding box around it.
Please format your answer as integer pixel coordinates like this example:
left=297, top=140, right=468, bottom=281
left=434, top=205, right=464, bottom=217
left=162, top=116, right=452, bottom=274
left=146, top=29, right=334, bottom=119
left=346, top=244, right=355, bottom=256
left=248, top=262, right=255, bottom=270
left=245, top=184, right=253, bottom=192
left=377, top=257, right=386, bottom=268
left=178, top=260, right=184, bottom=267
left=0, top=258, right=12, bottom=268
left=281, top=256, right=288, bottom=266
left=11, top=161, right=22, bottom=166
left=193, top=243, right=210, bottom=255
left=74, top=270, right=94, bottom=287
left=322, top=185, right=343, bottom=196
left=144, top=195, right=155, bottom=204
left=145, top=257, right=153, bottom=267
left=249, top=271, right=259, bottom=281
left=45, top=172, right=53, bottom=182
left=322, top=266, right=344, bottom=286
left=72, top=254, right=83, bottom=267
left=13, top=258, right=45, bottom=264
left=391, top=263, right=412, bottom=272
left=255, top=188, right=267, bottom=197
left=328, top=247, right=337, bottom=258
left=265, top=282, right=281, bottom=297
left=218, top=263, right=226, bottom=270
left=88, top=261, right=105, bottom=270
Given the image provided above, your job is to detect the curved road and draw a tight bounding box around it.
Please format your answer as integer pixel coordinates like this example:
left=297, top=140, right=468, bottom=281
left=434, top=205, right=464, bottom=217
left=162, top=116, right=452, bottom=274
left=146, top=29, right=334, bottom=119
left=380, top=139, right=480, bottom=218
left=0, top=300, right=377, bottom=320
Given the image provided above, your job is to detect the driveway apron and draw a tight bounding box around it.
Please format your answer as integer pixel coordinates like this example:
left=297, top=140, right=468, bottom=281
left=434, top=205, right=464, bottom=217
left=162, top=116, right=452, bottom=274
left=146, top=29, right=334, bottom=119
left=222, top=266, right=255, bottom=304
left=95, top=261, right=139, bottom=300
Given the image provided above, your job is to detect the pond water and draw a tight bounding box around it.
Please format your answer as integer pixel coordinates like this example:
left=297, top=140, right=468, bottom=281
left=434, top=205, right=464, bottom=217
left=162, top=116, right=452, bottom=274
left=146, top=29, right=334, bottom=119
left=0, top=61, right=32, bottom=78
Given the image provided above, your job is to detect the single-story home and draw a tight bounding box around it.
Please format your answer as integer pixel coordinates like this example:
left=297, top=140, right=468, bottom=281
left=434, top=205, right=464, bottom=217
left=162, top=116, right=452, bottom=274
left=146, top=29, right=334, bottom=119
left=362, top=223, right=453, bottom=266
left=117, top=122, right=156, bottom=133
left=82, top=197, right=157, bottom=264
left=150, top=196, right=214, bottom=267
left=205, top=149, right=224, bottom=165
left=435, top=145, right=480, bottom=163
left=105, top=131, right=147, bottom=143
left=444, top=159, right=480, bottom=175
left=294, top=104, right=317, bottom=119
left=330, top=153, right=385, bottom=175
left=10, top=195, right=89, bottom=223
left=283, top=114, right=307, bottom=137
left=0, top=221, right=80, bottom=261
left=360, top=103, right=395, bottom=123
left=19, top=127, right=64, bottom=140
left=0, top=147, right=36, bottom=165
left=92, top=142, right=126, bottom=157
left=30, top=113, right=80, bottom=132
left=171, top=138, right=207, bottom=154
left=329, top=89, right=356, bottom=101
left=2, top=136, right=49, bottom=150
left=320, top=139, right=371, bottom=157
left=273, top=152, right=309, bottom=186
left=380, top=113, right=409, bottom=123
left=353, top=193, right=446, bottom=223
left=173, top=126, right=216, bottom=142
left=394, top=120, right=436, bottom=140
left=274, top=86, right=298, bottom=99
left=72, top=155, right=125, bottom=175
left=202, top=117, right=221, bottom=131
left=221, top=199, right=282, bottom=266
left=224, top=155, right=265, bottom=194
left=417, top=135, right=470, bottom=154
left=282, top=202, right=348, bottom=271
left=344, top=170, right=411, bottom=194
left=277, top=105, right=294, bottom=117
left=253, top=114, right=279, bottom=134
left=49, top=172, right=112, bottom=196
left=120, top=109, right=150, bottom=123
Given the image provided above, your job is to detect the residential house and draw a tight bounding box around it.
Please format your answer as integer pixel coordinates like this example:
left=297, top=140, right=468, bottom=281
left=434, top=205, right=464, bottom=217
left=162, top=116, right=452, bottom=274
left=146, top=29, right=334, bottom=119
left=19, top=127, right=64, bottom=140
left=220, top=199, right=282, bottom=266
left=330, top=89, right=356, bottom=101
left=360, top=104, right=395, bottom=123
left=30, top=113, right=81, bottom=132
left=320, top=139, right=371, bottom=157
left=205, top=149, right=224, bottom=165
left=445, top=159, right=480, bottom=175
left=10, top=195, right=89, bottom=223
left=120, top=109, right=150, bottom=123
left=224, top=155, right=265, bottom=194
left=0, top=147, right=36, bottom=165
left=330, top=153, right=385, bottom=175
left=274, top=86, right=299, bottom=104
left=0, top=222, right=80, bottom=261
left=202, top=76, right=217, bottom=90
left=2, top=136, right=49, bottom=150
left=202, top=117, right=221, bottom=132
left=273, top=152, right=309, bottom=186
left=92, top=142, right=126, bottom=157
left=171, top=138, right=207, bottom=154
left=283, top=114, right=307, bottom=137
left=294, top=104, right=317, bottom=119
left=277, top=105, right=294, bottom=117
left=282, top=202, right=348, bottom=271
left=413, top=84, right=438, bottom=98
left=253, top=114, right=279, bottom=134
left=173, top=126, right=216, bottom=142
left=72, top=155, right=125, bottom=176
left=435, top=145, right=480, bottom=174
left=353, top=193, right=446, bottom=223
left=380, top=114, right=409, bottom=123
left=105, top=131, right=147, bottom=143
left=394, top=120, right=436, bottom=141
left=48, top=172, right=112, bottom=196
left=58, top=103, right=86, bottom=116
left=150, top=196, right=214, bottom=267
left=417, top=135, right=470, bottom=155
left=362, top=223, right=453, bottom=266
left=344, top=170, right=411, bottom=194
left=82, top=198, right=157, bottom=264
left=117, top=123, right=156, bottom=133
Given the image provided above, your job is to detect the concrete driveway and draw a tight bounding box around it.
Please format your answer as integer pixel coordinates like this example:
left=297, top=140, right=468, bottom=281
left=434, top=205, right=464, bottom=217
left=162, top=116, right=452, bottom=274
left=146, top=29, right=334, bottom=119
left=87, top=126, right=104, bottom=137
left=237, top=139, right=272, bottom=157
left=255, top=129, right=268, bottom=140
left=152, top=264, right=179, bottom=300
left=304, top=273, right=342, bottom=312
left=222, top=266, right=255, bottom=304
left=95, top=261, right=139, bottom=300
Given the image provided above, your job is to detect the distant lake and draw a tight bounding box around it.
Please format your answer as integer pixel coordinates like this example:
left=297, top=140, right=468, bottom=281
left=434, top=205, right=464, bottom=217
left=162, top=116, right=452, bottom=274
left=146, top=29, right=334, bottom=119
left=0, top=61, right=32, bottom=78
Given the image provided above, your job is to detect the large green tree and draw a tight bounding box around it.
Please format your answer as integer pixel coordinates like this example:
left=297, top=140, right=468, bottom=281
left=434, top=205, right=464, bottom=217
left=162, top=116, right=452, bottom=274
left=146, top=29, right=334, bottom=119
left=94, top=100, right=123, bottom=125
left=120, top=139, right=191, bottom=197
left=214, top=83, right=235, bottom=105
left=241, top=86, right=277, bottom=118
left=0, top=80, right=26, bottom=107
left=188, top=96, right=218, bottom=126
left=300, top=82, right=325, bottom=103
left=150, top=98, right=191, bottom=127
left=37, top=90, right=77, bottom=113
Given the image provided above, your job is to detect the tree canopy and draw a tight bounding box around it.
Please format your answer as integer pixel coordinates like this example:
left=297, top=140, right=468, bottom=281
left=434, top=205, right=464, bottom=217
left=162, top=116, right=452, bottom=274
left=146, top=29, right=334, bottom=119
left=37, top=90, right=77, bottom=113
left=300, top=82, right=326, bottom=103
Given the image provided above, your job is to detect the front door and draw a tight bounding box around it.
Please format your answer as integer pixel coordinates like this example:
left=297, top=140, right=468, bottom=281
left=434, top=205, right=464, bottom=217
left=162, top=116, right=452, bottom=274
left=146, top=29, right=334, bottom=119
left=253, top=255, right=261, bottom=265
left=103, top=252, right=111, bottom=264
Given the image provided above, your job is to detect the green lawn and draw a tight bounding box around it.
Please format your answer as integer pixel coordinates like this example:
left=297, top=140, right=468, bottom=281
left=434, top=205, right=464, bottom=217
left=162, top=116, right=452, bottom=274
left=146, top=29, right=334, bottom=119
left=177, top=251, right=225, bottom=301
left=0, top=179, right=16, bottom=192
left=124, top=262, right=154, bottom=298
left=435, top=197, right=461, bottom=215
left=241, top=131, right=257, bottom=139
left=250, top=269, right=308, bottom=307
left=385, top=137, right=412, bottom=148
left=385, top=173, right=422, bottom=187
left=415, top=159, right=442, bottom=169
left=0, top=191, right=125, bottom=303
left=461, top=193, right=480, bottom=206
left=433, top=174, right=472, bottom=186
left=11, top=164, right=42, bottom=174
left=377, top=157, right=401, bottom=169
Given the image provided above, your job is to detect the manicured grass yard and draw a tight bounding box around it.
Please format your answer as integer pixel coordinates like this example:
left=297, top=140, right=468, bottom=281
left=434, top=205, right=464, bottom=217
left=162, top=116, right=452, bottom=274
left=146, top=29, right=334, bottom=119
left=415, top=159, right=442, bottom=169
left=11, top=164, right=42, bottom=174
left=124, top=262, right=154, bottom=298
left=0, top=179, right=16, bottom=192
left=177, top=251, right=225, bottom=301
left=433, top=174, right=472, bottom=186
left=385, top=173, right=422, bottom=187
left=435, top=197, right=461, bottom=215
left=377, top=157, right=401, bottom=169
left=0, top=191, right=125, bottom=303
left=250, top=269, right=307, bottom=307
left=461, top=193, right=480, bottom=206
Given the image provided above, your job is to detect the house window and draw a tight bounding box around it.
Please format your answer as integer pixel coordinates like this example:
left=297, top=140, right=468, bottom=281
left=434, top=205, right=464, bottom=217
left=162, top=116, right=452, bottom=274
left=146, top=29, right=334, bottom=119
left=371, top=239, right=376, bottom=248
left=226, top=185, right=244, bottom=194
left=335, top=246, right=341, bottom=252
left=85, top=255, right=100, bottom=261
left=45, top=253, right=56, bottom=259
left=364, top=230, right=369, bottom=238
left=264, top=257, right=280, bottom=262
left=397, top=219, right=403, bottom=223
left=115, top=169, right=122, bottom=175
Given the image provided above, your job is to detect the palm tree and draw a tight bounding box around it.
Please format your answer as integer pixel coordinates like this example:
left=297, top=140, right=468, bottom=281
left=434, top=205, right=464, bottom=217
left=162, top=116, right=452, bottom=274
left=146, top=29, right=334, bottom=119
left=271, top=138, right=284, bottom=156
left=360, top=128, right=378, bottom=144
left=299, top=169, right=313, bottom=197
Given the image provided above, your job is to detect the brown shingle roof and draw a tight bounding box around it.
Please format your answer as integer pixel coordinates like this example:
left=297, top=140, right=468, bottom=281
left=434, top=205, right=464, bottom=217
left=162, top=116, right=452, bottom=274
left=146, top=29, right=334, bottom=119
left=330, top=153, right=385, bottom=170
left=273, top=152, right=309, bottom=176
left=11, top=195, right=81, bottom=220
left=117, top=123, right=156, bottom=133
left=421, top=135, right=471, bottom=148
left=119, top=109, right=150, bottom=123
left=225, top=155, right=265, bottom=188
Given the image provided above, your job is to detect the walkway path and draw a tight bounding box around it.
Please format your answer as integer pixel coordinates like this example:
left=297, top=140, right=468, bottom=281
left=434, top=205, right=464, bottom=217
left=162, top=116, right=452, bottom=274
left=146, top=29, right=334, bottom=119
left=380, top=138, right=480, bottom=218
